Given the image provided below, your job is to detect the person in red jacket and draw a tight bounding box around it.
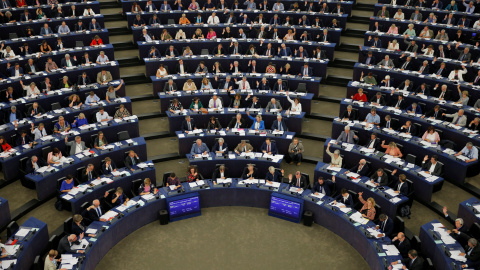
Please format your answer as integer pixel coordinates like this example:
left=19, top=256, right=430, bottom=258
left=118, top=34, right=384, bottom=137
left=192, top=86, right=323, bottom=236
left=351, top=88, right=368, bottom=102
left=90, top=35, right=104, bottom=46
left=0, top=136, right=11, bottom=152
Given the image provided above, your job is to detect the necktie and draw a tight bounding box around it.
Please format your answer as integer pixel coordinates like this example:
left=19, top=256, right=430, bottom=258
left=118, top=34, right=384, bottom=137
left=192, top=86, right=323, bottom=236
left=414, top=14, right=417, bottom=20
left=461, top=54, right=465, bottom=61
left=466, top=150, right=471, bottom=158
left=132, top=157, right=136, bottom=165
left=476, top=77, right=480, bottom=83
left=387, top=122, right=390, bottom=128
left=267, top=145, right=270, bottom=153
left=455, top=116, right=460, bottom=124
left=188, top=122, right=191, bottom=130
left=434, top=111, right=438, bottom=118
left=396, top=101, right=401, bottom=107
left=88, top=171, right=92, bottom=180
left=402, top=62, right=407, bottom=69
left=22, top=138, right=25, bottom=144
left=320, top=186, right=323, bottom=193
left=366, top=58, right=371, bottom=65
left=437, top=68, right=442, bottom=75
left=374, top=41, right=377, bottom=46
left=214, top=100, right=216, bottom=108
left=236, top=122, right=239, bottom=128
left=420, top=66, right=424, bottom=73
left=296, top=178, right=300, bottom=187
left=243, top=83, right=245, bottom=90
left=279, top=122, right=282, bottom=131
left=96, top=207, right=101, bottom=216
left=439, top=92, right=444, bottom=99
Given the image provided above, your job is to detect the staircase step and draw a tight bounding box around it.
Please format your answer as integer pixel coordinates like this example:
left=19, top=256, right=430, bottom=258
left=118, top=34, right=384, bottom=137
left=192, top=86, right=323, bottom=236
left=131, top=94, right=155, bottom=102
left=121, top=74, right=149, bottom=85
left=104, top=13, right=124, bottom=22
left=348, top=15, right=371, bottom=24
left=108, top=27, right=131, bottom=36
left=355, top=3, right=375, bottom=11
left=305, top=113, right=335, bottom=121
left=323, top=75, right=350, bottom=87
left=331, top=58, right=356, bottom=69
left=336, top=42, right=362, bottom=53
left=117, top=57, right=142, bottom=67
left=100, top=1, right=121, bottom=8
left=112, top=41, right=136, bottom=51
left=343, top=28, right=367, bottom=38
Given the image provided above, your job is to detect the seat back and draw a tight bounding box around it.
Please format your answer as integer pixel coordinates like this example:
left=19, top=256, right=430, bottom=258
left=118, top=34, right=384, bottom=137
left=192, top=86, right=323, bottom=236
left=63, top=217, right=73, bottom=235
left=131, top=179, right=143, bottom=197
left=163, top=171, right=173, bottom=187
left=301, top=172, right=310, bottom=189
left=167, top=19, right=175, bottom=25
left=51, top=102, right=61, bottom=111
left=394, top=216, right=405, bottom=234
left=413, top=123, right=421, bottom=136
left=410, top=235, right=421, bottom=252
left=9, top=33, right=18, bottom=39
left=405, top=154, right=416, bottom=165
left=41, top=146, right=52, bottom=162
left=48, top=234, right=59, bottom=252
left=75, top=41, right=84, bottom=47
left=295, top=83, right=307, bottom=93
left=468, top=222, right=480, bottom=240
left=33, top=255, right=42, bottom=270
left=76, top=166, right=86, bottom=183
left=6, top=221, right=19, bottom=238
left=201, top=49, right=209, bottom=55
left=117, top=131, right=130, bottom=141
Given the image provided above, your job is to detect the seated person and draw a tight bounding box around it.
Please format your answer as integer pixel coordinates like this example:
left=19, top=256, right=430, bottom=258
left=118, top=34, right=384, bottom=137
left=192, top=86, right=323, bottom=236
left=181, top=115, right=197, bottom=133
left=208, top=94, right=222, bottom=109
left=102, top=157, right=117, bottom=174
left=391, top=232, right=411, bottom=258
left=72, top=113, right=88, bottom=128
left=351, top=88, right=367, bottom=102
left=47, top=148, right=63, bottom=165
left=212, top=138, right=228, bottom=154
left=271, top=115, right=287, bottom=131
left=333, top=188, right=354, bottom=207
left=288, top=137, right=304, bottom=165
left=26, top=155, right=46, bottom=174
left=212, top=165, right=229, bottom=183
left=227, top=113, right=246, bottom=130
left=370, top=92, right=385, bottom=106
left=391, top=170, right=409, bottom=196
left=166, top=173, right=181, bottom=189
left=337, top=126, right=357, bottom=144
left=125, top=150, right=141, bottom=170
left=364, top=108, right=380, bottom=125
left=265, top=166, right=284, bottom=183
left=190, top=139, right=209, bottom=156
left=94, top=131, right=108, bottom=150
left=69, top=94, right=84, bottom=108
left=358, top=193, right=376, bottom=220
left=381, top=141, right=403, bottom=157
left=85, top=91, right=100, bottom=105
left=406, top=103, right=422, bottom=114
left=72, top=214, right=95, bottom=238
left=370, top=168, right=388, bottom=186
left=60, top=175, right=75, bottom=193
left=421, top=155, right=443, bottom=176
left=186, top=165, right=201, bottom=182
left=364, top=132, right=381, bottom=150
left=82, top=164, right=99, bottom=183
left=110, top=187, right=129, bottom=206
left=422, top=126, right=440, bottom=144
left=242, top=164, right=258, bottom=179
left=326, top=142, right=342, bottom=167
left=287, top=171, right=308, bottom=189
left=247, top=112, right=265, bottom=130
left=139, top=178, right=158, bottom=195
left=266, top=98, right=282, bottom=112
left=261, top=138, right=277, bottom=155
left=235, top=140, right=253, bottom=154
left=57, top=234, right=83, bottom=255
left=399, top=120, right=416, bottom=135
left=341, top=105, right=358, bottom=120
left=311, top=176, right=335, bottom=196
left=53, top=116, right=70, bottom=134
left=376, top=214, right=394, bottom=238
left=443, top=109, right=467, bottom=127
left=346, top=159, right=369, bottom=176
left=96, top=107, right=112, bottom=123
left=16, top=130, right=33, bottom=147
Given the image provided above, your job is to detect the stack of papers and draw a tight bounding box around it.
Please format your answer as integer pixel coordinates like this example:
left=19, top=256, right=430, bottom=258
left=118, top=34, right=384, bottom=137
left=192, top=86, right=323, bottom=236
left=450, top=250, right=467, bottom=262
left=116, top=200, right=139, bottom=212
left=141, top=194, right=155, bottom=201
left=100, top=211, right=118, bottom=221
left=288, top=187, right=303, bottom=194
left=385, top=189, right=399, bottom=197
left=390, top=197, right=402, bottom=203
left=382, top=245, right=400, bottom=256
left=1, top=260, right=17, bottom=269
left=2, top=245, right=19, bottom=256
left=216, top=178, right=232, bottom=184
left=310, top=193, right=325, bottom=199
left=265, top=181, right=281, bottom=188
left=326, top=165, right=342, bottom=172
left=367, top=228, right=382, bottom=238
left=71, top=239, right=89, bottom=250
left=350, top=212, right=369, bottom=225
left=346, top=172, right=360, bottom=179
left=137, top=162, right=154, bottom=168
left=15, top=228, right=30, bottom=238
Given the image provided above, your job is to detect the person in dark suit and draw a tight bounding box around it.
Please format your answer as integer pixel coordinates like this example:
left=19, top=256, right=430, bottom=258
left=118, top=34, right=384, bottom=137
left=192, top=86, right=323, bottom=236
left=212, top=165, right=229, bottom=182
left=364, top=133, right=381, bottom=150
left=277, top=44, right=292, bottom=57
left=24, top=58, right=39, bottom=75
left=390, top=95, right=406, bottom=110
left=58, top=234, right=84, bottom=255
left=87, top=198, right=107, bottom=222
left=369, top=92, right=386, bottom=106
left=360, top=50, right=376, bottom=65
left=341, top=105, right=357, bottom=120
left=110, top=187, right=129, bottom=206
left=422, top=105, right=443, bottom=120
left=421, top=155, right=442, bottom=176
left=16, top=130, right=32, bottom=146
left=242, top=164, right=258, bottom=179
left=245, top=95, right=261, bottom=109
left=102, top=157, right=117, bottom=175
left=77, top=73, right=92, bottom=86
left=406, top=103, right=422, bottom=114
left=181, top=116, right=197, bottom=132
left=392, top=232, right=411, bottom=258
left=334, top=188, right=354, bottom=207
left=376, top=214, right=394, bottom=238
left=212, top=138, right=228, bottom=154
left=265, top=166, right=284, bottom=183
left=370, top=169, right=388, bottom=186
left=390, top=170, right=409, bottom=196
left=75, top=21, right=86, bottom=31
left=165, top=46, right=179, bottom=58
left=367, top=36, right=382, bottom=48
left=299, top=63, right=312, bottom=77
left=311, top=176, right=335, bottom=196
left=25, top=155, right=45, bottom=174
left=72, top=214, right=95, bottom=238
left=60, top=55, right=78, bottom=68
left=227, top=114, right=246, bottom=129
left=272, top=79, right=287, bottom=92
left=163, top=80, right=178, bottom=92
left=271, top=115, right=287, bottom=131
left=260, top=138, right=277, bottom=155
left=400, top=120, right=417, bottom=135
left=462, top=238, right=480, bottom=268
left=287, top=171, right=308, bottom=189
left=391, top=250, right=423, bottom=270
left=125, top=150, right=141, bottom=170
left=27, top=102, right=45, bottom=117
left=346, top=159, right=369, bottom=176
left=369, top=21, right=383, bottom=32
left=82, top=164, right=99, bottom=183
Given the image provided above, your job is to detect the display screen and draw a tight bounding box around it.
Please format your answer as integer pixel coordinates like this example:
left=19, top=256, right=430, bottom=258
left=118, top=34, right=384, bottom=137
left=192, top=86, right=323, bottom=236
left=167, top=193, right=201, bottom=221
left=268, top=193, right=303, bottom=223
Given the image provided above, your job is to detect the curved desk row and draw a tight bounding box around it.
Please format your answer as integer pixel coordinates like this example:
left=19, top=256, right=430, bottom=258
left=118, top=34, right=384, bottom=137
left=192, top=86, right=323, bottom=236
left=176, top=129, right=295, bottom=155
left=4, top=29, right=110, bottom=50
left=331, top=120, right=476, bottom=184
left=314, top=161, right=410, bottom=218
left=457, top=197, right=480, bottom=230
left=0, top=44, right=115, bottom=74
left=373, top=3, right=480, bottom=22
left=0, top=2, right=100, bottom=18
left=0, top=118, right=139, bottom=183
left=145, top=56, right=328, bottom=78
left=323, top=139, right=444, bottom=203
left=121, top=0, right=353, bottom=14
left=346, top=81, right=479, bottom=121
left=132, top=24, right=342, bottom=44
left=186, top=152, right=283, bottom=177
left=159, top=87, right=314, bottom=113
left=139, top=39, right=335, bottom=62
left=153, top=74, right=320, bottom=97
left=74, top=180, right=402, bottom=270
left=60, top=162, right=156, bottom=213
left=0, top=61, right=120, bottom=93
left=419, top=220, right=465, bottom=270
left=166, top=109, right=305, bottom=134
left=0, top=217, right=48, bottom=270
left=126, top=10, right=347, bottom=28
left=24, top=137, right=147, bottom=201
left=369, top=16, right=477, bottom=38
left=0, top=197, right=11, bottom=231
left=0, top=15, right=105, bottom=40
left=0, top=97, right=132, bottom=145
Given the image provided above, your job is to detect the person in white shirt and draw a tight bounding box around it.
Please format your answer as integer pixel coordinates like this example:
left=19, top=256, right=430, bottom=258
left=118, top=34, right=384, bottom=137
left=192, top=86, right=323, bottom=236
left=20, top=81, right=41, bottom=96
left=96, top=107, right=113, bottom=122
left=421, top=44, right=435, bottom=56
left=235, top=77, right=251, bottom=90
left=31, top=123, right=48, bottom=140
left=272, top=0, right=284, bottom=11
left=473, top=19, right=480, bottom=30
left=393, top=9, right=404, bottom=20
left=83, top=6, right=96, bottom=16
left=57, top=21, right=71, bottom=34
left=208, top=94, right=223, bottom=110
left=448, top=66, right=468, bottom=81
left=207, top=12, right=220, bottom=24
left=96, top=51, right=109, bottom=64
left=286, top=91, right=302, bottom=113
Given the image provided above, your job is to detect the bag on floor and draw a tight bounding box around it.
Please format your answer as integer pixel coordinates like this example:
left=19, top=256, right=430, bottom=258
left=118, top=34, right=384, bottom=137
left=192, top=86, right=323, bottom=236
left=55, top=200, right=63, bottom=211
left=400, top=205, right=410, bottom=217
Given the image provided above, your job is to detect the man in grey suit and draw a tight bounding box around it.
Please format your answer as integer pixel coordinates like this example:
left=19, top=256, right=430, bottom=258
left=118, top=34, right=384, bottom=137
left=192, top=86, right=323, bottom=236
left=377, top=55, right=395, bottom=68
left=410, top=9, right=422, bottom=21
left=65, top=136, right=88, bottom=156
left=456, top=45, right=471, bottom=63
left=443, top=109, right=467, bottom=126
left=336, top=126, right=358, bottom=143
left=265, top=98, right=282, bottom=112
left=190, top=139, right=210, bottom=156
left=163, top=79, right=177, bottom=92
left=404, top=39, right=418, bottom=53
left=421, top=155, right=443, bottom=176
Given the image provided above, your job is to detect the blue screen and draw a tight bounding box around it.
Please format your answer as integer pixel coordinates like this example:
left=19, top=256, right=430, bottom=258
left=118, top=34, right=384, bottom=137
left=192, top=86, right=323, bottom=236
left=269, top=196, right=302, bottom=221
left=168, top=196, right=200, bottom=219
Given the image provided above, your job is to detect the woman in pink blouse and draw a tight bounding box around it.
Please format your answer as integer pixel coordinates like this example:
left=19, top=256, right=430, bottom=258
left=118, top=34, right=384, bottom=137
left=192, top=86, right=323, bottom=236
left=386, top=24, right=399, bottom=35
left=381, top=141, right=403, bottom=157
left=421, top=126, right=440, bottom=144
left=206, top=28, right=217, bottom=40
left=358, top=192, right=376, bottom=220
